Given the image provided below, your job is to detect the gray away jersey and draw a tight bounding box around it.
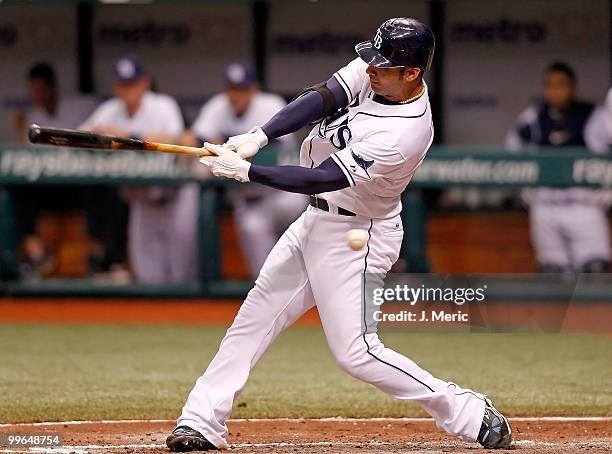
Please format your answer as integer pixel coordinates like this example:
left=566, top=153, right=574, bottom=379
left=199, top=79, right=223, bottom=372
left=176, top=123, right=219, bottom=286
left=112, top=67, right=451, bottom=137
left=299, top=57, right=434, bottom=219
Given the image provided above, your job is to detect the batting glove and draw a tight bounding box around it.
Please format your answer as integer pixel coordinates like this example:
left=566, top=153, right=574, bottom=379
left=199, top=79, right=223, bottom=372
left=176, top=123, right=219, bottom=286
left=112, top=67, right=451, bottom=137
left=201, top=142, right=251, bottom=183
left=225, top=126, right=268, bottom=159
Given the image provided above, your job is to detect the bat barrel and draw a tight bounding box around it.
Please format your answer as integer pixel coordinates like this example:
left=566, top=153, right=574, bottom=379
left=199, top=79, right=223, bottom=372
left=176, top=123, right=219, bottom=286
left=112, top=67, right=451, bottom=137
left=28, top=124, right=43, bottom=144
left=27, top=124, right=130, bottom=149
left=27, top=124, right=210, bottom=157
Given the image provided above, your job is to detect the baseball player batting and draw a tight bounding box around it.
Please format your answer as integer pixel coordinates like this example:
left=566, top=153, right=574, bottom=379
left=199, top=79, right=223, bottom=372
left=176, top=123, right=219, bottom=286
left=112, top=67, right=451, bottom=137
left=167, top=18, right=512, bottom=451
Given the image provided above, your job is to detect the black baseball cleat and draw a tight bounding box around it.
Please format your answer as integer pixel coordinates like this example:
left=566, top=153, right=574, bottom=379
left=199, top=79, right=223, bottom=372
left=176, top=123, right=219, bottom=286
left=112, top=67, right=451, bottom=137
left=477, top=397, right=512, bottom=449
left=166, top=426, right=217, bottom=452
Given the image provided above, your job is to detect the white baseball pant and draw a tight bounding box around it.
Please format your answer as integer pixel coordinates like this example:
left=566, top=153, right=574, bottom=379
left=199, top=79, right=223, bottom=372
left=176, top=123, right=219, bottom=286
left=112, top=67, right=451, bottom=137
left=234, top=190, right=308, bottom=278
left=177, top=205, right=485, bottom=448
left=530, top=202, right=611, bottom=270
left=128, top=183, right=200, bottom=284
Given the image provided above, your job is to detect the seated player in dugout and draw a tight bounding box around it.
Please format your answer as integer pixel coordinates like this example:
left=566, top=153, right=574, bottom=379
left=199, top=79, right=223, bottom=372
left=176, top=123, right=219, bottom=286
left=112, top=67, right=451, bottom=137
left=80, top=57, right=199, bottom=284
left=505, top=62, right=610, bottom=273
left=167, top=19, right=512, bottom=451
left=183, top=63, right=307, bottom=278
left=10, top=63, right=96, bottom=277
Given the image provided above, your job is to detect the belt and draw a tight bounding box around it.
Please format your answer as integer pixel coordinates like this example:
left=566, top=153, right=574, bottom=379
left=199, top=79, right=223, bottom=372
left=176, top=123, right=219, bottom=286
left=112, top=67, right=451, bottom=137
left=309, top=196, right=356, bottom=216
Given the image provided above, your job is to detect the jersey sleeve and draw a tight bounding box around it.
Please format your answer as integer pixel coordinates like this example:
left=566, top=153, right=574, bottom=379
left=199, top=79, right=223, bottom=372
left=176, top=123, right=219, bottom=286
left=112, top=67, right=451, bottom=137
left=332, top=58, right=368, bottom=104
left=584, top=106, right=611, bottom=154
left=330, top=139, right=404, bottom=187
left=504, top=105, right=539, bottom=151
left=266, top=95, right=297, bottom=151
left=191, top=95, right=225, bottom=141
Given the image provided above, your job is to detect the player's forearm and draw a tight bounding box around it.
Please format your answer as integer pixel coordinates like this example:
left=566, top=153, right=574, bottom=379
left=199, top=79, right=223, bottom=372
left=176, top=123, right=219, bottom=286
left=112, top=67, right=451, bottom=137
left=249, top=157, right=350, bottom=194
left=261, top=77, right=348, bottom=140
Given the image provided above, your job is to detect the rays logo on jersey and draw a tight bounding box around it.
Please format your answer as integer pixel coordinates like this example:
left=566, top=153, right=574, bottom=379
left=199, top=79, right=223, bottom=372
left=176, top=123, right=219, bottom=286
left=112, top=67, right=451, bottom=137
left=350, top=150, right=374, bottom=179
left=319, top=110, right=352, bottom=150
left=320, top=99, right=361, bottom=150
left=330, top=124, right=352, bottom=149
left=319, top=98, right=360, bottom=150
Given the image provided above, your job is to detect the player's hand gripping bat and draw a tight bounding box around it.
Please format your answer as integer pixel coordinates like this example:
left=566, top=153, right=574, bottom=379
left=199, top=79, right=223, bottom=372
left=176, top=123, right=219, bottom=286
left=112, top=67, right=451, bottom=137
left=28, top=124, right=213, bottom=157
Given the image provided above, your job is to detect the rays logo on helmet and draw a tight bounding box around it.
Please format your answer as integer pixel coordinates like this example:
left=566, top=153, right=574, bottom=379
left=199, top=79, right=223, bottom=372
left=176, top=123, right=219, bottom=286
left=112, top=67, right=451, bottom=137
left=373, top=28, right=383, bottom=49
left=351, top=150, right=374, bottom=178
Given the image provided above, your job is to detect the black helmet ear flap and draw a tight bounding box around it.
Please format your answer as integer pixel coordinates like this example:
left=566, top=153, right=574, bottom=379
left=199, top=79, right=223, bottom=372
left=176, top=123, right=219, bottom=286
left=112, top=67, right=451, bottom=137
left=292, top=82, right=338, bottom=124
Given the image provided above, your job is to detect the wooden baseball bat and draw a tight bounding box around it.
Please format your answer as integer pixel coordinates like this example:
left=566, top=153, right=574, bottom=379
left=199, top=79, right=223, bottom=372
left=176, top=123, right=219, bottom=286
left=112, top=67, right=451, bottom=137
left=28, top=124, right=213, bottom=157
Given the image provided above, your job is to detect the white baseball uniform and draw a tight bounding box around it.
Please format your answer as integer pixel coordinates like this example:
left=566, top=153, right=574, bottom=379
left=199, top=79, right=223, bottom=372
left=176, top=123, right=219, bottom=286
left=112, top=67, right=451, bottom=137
left=178, top=58, right=486, bottom=447
left=191, top=92, right=307, bottom=277
left=506, top=101, right=610, bottom=271
left=81, top=91, right=199, bottom=283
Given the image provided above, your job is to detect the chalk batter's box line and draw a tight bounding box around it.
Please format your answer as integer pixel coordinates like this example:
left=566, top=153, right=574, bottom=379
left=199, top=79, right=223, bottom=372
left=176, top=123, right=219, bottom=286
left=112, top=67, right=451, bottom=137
left=1, top=416, right=611, bottom=429
left=1, top=439, right=612, bottom=453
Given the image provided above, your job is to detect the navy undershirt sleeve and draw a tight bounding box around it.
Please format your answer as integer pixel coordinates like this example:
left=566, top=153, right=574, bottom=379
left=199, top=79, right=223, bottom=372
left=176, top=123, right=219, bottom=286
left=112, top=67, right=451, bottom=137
left=249, top=156, right=350, bottom=194
left=261, top=77, right=349, bottom=140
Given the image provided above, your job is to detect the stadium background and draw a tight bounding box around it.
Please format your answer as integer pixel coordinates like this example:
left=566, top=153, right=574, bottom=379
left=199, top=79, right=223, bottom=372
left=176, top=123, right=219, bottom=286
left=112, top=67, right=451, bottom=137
left=1, top=0, right=611, bottom=288
left=0, top=1, right=611, bottom=452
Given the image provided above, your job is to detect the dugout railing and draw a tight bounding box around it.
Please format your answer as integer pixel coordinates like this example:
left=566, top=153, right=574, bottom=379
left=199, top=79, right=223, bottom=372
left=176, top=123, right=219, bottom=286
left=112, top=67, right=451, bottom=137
left=0, top=145, right=611, bottom=299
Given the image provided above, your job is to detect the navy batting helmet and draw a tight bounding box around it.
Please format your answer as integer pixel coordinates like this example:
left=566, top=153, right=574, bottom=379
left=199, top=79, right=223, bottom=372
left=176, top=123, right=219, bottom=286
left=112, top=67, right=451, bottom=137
left=356, top=18, right=435, bottom=71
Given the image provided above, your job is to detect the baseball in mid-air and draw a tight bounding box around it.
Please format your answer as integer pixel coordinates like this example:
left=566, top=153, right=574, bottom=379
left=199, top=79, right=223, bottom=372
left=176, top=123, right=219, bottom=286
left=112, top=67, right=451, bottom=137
left=346, top=229, right=368, bottom=251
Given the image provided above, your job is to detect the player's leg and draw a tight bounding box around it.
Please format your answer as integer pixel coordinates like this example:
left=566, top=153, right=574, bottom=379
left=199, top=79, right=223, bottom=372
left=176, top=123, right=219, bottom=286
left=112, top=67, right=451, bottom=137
left=529, top=203, right=572, bottom=272
left=268, top=191, right=310, bottom=232
left=167, top=184, right=200, bottom=283
left=234, top=190, right=307, bottom=278
left=234, top=198, right=277, bottom=277
left=564, top=203, right=611, bottom=272
left=175, top=213, right=315, bottom=449
left=128, top=202, right=166, bottom=283
left=302, top=209, right=492, bottom=443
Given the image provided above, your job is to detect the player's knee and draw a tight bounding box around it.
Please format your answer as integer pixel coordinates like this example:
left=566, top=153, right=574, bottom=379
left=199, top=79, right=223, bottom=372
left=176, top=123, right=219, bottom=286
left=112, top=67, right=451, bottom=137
left=330, top=339, right=375, bottom=379
left=333, top=355, right=358, bottom=376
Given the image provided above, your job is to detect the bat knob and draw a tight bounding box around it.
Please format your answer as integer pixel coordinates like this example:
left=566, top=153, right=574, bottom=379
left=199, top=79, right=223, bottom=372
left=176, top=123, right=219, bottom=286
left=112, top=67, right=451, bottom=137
left=28, top=124, right=42, bottom=144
